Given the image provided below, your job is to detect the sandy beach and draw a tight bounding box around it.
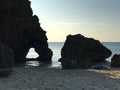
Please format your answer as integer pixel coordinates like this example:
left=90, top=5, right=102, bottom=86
left=0, top=66, right=120, bottom=90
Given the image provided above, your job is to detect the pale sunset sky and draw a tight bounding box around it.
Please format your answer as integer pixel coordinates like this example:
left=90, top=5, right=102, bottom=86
left=30, top=0, right=120, bottom=42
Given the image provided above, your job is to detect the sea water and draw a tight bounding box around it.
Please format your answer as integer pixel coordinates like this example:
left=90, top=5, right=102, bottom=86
left=26, top=42, right=120, bottom=67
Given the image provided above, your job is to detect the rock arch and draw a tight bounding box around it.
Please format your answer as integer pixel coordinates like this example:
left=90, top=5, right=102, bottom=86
left=0, top=0, right=53, bottom=64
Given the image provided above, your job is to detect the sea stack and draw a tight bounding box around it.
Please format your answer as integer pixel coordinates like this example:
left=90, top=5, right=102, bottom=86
left=111, top=54, right=120, bottom=67
left=59, top=34, right=112, bottom=69
left=0, top=43, right=14, bottom=77
left=0, top=0, right=53, bottom=64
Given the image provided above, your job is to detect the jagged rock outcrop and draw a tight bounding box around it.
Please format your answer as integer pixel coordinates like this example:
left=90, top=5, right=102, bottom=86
left=111, top=54, right=120, bottom=67
left=0, top=42, right=14, bottom=77
left=0, top=0, right=53, bottom=64
left=59, top=34, right=112, bottom=69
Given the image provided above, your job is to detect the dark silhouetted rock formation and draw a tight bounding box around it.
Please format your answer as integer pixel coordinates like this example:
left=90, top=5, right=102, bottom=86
left=111, top=54, right=120, bottom=67
left=0, top=0, right=52, bottom=64
left=59, top=34, right=112, bottom=69
left=0, top=43, right=14, bottom=77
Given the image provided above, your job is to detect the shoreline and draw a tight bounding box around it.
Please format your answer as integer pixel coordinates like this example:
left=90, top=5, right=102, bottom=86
left=0, top=66, right=120, bottom=90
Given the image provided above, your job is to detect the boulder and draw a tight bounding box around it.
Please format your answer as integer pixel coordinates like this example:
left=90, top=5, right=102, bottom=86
left=0, top=0, right=52, bottom=64
left=59, top=57, right=90, bottom=69
left=59, top=34, right=112, bottom=69
left=0, top=42, right=14, bottom=77
left=111, top=54, right=120, bottom=67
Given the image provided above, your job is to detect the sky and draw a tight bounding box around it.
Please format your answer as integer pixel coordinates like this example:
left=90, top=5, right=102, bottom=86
left=30, top=0, right=120, bottom=42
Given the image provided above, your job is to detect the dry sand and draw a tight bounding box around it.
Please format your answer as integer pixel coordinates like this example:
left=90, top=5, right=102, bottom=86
left=0, top=66, right=120, bottom=90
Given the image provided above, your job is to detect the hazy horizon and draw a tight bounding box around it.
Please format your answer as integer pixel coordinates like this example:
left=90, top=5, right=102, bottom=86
left=31, top=0, right=120, bottom=42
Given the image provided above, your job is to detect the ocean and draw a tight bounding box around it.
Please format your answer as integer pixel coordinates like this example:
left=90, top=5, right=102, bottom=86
left=26, top=42, right=120, bottom=68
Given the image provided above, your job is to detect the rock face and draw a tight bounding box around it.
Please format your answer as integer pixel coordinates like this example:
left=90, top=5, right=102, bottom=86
left=111, top=54, right=120, bottom=67
left=59, top=34, right=112, bottom=69
left=0, top=43, right=14, bottom=77
left=0, top=0, right=52, bottom=63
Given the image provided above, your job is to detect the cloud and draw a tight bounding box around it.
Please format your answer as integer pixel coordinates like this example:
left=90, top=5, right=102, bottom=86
left=58, top=21, right=110, bottom=26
